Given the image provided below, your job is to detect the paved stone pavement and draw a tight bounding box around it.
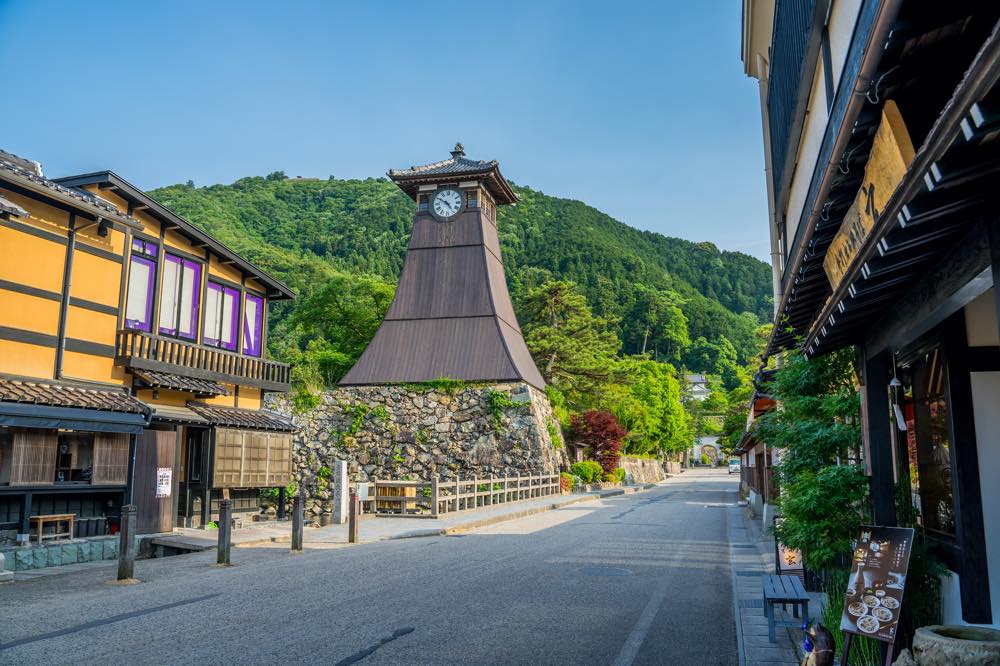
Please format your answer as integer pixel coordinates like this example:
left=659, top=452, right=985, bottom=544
left=727, top=502, right=820, bottom=665
left=0, top=469, right=748, bottom=665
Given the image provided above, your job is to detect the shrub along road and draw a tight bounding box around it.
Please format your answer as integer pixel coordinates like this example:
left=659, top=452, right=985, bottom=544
left=0, top=470, right=738, bottom=665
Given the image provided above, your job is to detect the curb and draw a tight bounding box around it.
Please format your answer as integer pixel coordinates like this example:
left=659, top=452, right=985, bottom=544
left=389, top=483, right=658, bottom=539
left=192, top=483, right=661, bottom=550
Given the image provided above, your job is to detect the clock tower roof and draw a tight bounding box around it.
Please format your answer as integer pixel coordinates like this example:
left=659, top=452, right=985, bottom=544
left=388, top=143, right=519, bottom=205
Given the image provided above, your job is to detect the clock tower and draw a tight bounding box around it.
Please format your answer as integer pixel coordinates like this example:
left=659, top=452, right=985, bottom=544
left=340, top=145, right=545, bottom=389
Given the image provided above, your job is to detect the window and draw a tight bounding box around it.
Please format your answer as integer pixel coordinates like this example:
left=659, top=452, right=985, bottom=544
left=124, top=240, right=157, bottom=332
left=243, top=293, right=264, bottom=357
left=900, top=347, right=956, bottom=537
left=203, top=282, right=240, bottom=351
left=55, top=432, right=94, bottom=484
left=159, top=253, right=202, bottom=340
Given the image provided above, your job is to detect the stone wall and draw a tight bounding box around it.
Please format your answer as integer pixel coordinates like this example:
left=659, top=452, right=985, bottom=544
left=620, top=457, right=666, bottom=484
left=267, top=382, right=567, bottom=517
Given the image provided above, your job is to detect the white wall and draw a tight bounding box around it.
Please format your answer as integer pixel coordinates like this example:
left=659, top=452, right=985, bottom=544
left=954, top=371, right=1000, bottom=629
left=781, top=0, right=863, bottom=277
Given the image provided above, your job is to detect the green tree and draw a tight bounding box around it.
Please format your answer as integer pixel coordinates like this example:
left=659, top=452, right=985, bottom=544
left=521, top=280, right=622, bottom=407
left=755, top=348, right=868, bottom=572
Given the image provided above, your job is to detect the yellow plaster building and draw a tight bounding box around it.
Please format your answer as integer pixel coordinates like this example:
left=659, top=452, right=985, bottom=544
left=0, top=149, right=295, bottom=542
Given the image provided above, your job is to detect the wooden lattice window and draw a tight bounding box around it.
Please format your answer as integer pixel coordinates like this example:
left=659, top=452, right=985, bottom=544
left=212, top=428, right=244, bottom=487
left=266, top=433, right=292, bottom=487
left=10, top=429, right=57, bottom=486
left=92, top=433, right=129, bottom=485
left=243, top=432, right=269, bottom=487
left=212, top=429, right=292, bottom=488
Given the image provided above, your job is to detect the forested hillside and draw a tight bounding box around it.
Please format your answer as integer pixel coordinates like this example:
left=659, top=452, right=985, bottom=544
left=149, top=173, right=771, bottom=372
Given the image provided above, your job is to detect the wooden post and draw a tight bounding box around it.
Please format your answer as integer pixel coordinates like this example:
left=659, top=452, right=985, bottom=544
left=217, top=499, right=232, bottom=565
left=117, top=504, right=136, bottom=581
left=862, top=350, right=897, bottom=526
left=503, top=474, right=508, bottom=503
left=348, top=490, right=360, bottom=544
left=472, top=475, right=478, bottom=509
left=291, top=494, right=303, bottom=552
left=454, top=475, right=461, bottom=512
left=431, top=475, right=439, bottom=518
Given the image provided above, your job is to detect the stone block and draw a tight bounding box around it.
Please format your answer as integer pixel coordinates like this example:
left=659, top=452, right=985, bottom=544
left=103, top=538, right=119, bottom=560
left=13, top=548, right=33, bottom=571
left=45, top=544, right=62, bottom=567
left=61, top=544, right=79, bottom=565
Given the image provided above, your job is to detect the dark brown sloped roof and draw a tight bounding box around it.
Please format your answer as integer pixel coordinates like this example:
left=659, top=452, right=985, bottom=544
left=341, top=317, right=525, bottom=386
left=0, top=375, right=149, bottom=414
left=131, top=369, right=230, bottom=397
left=187, top=402, right=296, bottom=432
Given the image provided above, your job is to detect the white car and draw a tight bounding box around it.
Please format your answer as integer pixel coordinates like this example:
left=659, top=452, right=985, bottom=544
left=728, top=459, right=740, bottom=474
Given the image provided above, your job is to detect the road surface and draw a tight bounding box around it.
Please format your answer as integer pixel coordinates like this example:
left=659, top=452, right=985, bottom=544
left=1, top=469, right=739, bottom=665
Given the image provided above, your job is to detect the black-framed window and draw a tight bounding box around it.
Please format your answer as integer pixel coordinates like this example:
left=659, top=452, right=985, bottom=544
left=899, top=346, right=957, bottom=538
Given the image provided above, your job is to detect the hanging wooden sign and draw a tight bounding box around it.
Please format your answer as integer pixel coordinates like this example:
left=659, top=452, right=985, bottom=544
left=824, top=101, right=916, bottom=290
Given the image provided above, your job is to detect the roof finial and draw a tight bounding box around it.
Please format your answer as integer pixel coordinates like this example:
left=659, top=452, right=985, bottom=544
left=451, top=142, right=465, bottom=159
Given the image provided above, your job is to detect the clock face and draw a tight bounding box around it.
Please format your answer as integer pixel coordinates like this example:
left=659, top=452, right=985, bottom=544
left=432, top=188, right=463, bottom=218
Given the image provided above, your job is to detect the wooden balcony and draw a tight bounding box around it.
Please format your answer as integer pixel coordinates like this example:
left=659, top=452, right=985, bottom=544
left=115, top=329, right=291, bottom=393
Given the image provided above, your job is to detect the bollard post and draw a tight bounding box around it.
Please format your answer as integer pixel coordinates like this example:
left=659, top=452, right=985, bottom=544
left=291, top=494, right=304, bottom=552
left=430, top=475, right=439, bottom=518
left=348, top=489, right=360, bottom=543
left=117, top=504, right=137, bottom=581
left=277, top=486, right=287, bottom=520
left=217, top=499, right=232, bottom=565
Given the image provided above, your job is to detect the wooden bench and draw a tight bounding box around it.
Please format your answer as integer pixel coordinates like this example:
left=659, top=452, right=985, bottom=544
left=29, top=514, right=75, bottom=545
left=762, top=573, right=810, bottom=642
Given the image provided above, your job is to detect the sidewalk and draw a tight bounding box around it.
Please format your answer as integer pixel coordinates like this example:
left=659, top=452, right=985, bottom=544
left=147, top=483, right=658, bottom=553
left=728, top=503, right=822, bottom=665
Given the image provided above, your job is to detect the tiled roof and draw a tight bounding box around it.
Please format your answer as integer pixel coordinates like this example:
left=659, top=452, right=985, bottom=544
left=131, top=369, right=230, bottom=397
left=389, top=156, right=498, bottom=178
left=0, top=376, right=150, bottom=414
left=387, top=144, right=519, bottom=205
left=0, top=149, right=125, bottom=219
left=150, top=404, right=210, bottom=425
left=188, top=402, right=296, bottom=432
left=0, top=194, right=28, bottom=218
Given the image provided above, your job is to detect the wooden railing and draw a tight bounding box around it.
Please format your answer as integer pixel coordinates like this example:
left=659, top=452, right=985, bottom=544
left=115, top=329, right=291, bottom=392
left=368, top=473, right=561, bottom=518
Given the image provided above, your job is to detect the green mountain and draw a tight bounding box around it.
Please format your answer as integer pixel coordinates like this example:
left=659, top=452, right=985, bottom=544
left=149, top=173, right=771, bottom=367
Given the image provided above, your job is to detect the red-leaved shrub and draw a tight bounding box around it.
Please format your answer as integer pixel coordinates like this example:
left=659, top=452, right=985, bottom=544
left=570, top=410, right=626, bottom=474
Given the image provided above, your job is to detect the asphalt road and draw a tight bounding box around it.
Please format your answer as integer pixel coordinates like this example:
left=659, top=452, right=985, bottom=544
left=0, top=469, right=738, bottom=665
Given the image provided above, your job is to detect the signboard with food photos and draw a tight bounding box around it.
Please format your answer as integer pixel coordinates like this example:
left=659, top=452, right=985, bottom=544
left=840, top=525, right=914, bottom=643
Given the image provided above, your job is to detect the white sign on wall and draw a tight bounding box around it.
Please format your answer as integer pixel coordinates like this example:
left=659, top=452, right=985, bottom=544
left=155, top=467, right=172, bottom=498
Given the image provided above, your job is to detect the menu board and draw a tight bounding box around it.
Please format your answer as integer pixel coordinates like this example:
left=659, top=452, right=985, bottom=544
left=840, top=525, right=914, bottom=643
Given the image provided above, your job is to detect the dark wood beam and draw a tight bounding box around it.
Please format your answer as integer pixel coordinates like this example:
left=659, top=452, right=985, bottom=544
left=860, top=349, right=896, bottom=527
left=942, top=313, right=993, bottom=623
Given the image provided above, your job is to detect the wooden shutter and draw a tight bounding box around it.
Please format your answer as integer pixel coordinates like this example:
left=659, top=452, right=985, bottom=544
left=10, top=429, right=57, bottom=486
left=212, top=428, right=243, bottom=488
left=92, top=433, right=130, bottom=485
left=243, top=432, right=268, bottom=487
left=266, top=433, right=292, bottom=487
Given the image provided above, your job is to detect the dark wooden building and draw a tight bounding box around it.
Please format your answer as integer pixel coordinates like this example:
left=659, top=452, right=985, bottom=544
left=744, top=0, right=1000, bottom=628
left=341, top=145, right=545, bottom=389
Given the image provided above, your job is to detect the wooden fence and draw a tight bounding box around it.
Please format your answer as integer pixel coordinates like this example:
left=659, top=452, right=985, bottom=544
left=368, top=473, right=560, bottom=518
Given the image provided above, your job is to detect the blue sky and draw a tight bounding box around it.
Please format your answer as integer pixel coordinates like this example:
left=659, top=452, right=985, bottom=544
left=0, top=1, right=769, bottom=259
